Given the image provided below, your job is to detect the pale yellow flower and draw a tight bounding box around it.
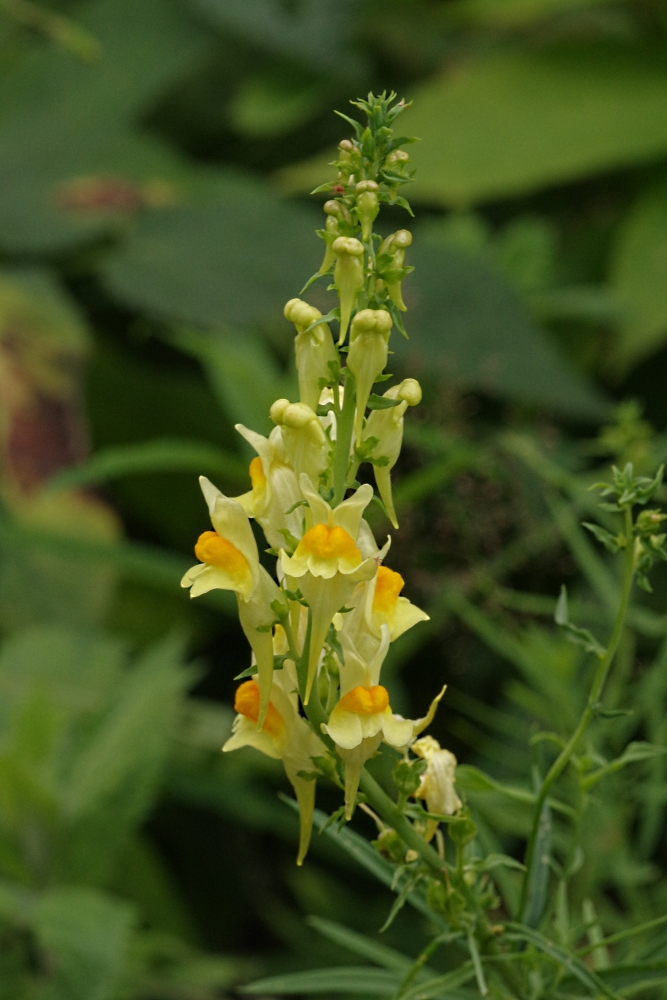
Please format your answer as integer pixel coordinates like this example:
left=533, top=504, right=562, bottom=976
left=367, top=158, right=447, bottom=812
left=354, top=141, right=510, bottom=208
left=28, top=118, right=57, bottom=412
left=181, top=476, right=281, bottom=727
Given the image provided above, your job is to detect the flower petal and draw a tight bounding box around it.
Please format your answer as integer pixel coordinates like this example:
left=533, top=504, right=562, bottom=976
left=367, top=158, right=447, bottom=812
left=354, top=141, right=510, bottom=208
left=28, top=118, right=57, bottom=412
left=324, top=707, right=363, bottom=749
left=381, top=708, right=413, bottom=747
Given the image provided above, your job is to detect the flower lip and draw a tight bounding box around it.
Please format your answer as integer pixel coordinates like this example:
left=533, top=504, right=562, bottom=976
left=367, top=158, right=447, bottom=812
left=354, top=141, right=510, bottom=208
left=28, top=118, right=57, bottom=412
left=373, top=566, right=404, bottom=616
left=194, top=530, right=252, bottom=587
left=235, top=680, right=285, bottom=741
left=338, top=684, right=389, bottom=715
left=297, top=523, right=362, bottom=565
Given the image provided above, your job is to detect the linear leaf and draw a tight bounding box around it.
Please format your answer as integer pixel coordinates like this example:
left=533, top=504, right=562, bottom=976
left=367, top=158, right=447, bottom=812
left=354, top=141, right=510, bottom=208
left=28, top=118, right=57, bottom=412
left=306, top=916, right=416, bottom=973
left=241, top=967, right=402, bottom=995
left=504, top=924, right=623, bottom=1000
left=46, top=438, right=247, bottom=493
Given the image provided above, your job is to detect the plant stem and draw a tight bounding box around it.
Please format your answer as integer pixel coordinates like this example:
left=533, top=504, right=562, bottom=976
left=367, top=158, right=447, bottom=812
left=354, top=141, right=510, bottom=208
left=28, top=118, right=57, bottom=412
left=332, top=371, right=356, bottom=507
left=359, top=770, right=446, bottom=877
left=519, top=507, right=635, bottom=915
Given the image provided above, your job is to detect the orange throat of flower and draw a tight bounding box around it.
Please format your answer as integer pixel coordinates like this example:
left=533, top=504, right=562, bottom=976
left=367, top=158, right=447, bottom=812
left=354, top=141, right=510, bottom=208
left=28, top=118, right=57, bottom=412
left=194, top=530, right=252, bottom=590
left=249, top=456, right=267, bottom=496
left=337, top=684, right=389, bottom=715
left=373, top=566, right=404, bottom=619
left=296, top=522, right=362, bottom=566
left=234, top=680, right=285, bottom=740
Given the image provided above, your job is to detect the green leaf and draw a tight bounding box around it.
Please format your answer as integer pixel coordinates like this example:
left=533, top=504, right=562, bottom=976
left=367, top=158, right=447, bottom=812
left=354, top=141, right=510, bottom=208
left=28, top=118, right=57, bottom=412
left=582, top=741, right=667, bottom=789
left=306, top=917, right=416, bottom=973
left=366, top=394, right=403, bottom=410
left=555, top=586, right=605, bottom=657
left=504, top=923, right=623, bottom=1000
left=0, top=0, right=207, bottom=253
left=45, top=438, right=247, bottom=493
left=521, top=798, right=552, bottom=928
left=279, top=46, right=667, bottom=206
left=241, top=967, right=403, bottom=996
left=608, top=182, right=667, bottom=374
left=447, top=0, right=615, bottom=28
left=391, top=234, right=609, bottom=420
left=582, top=521, right=625, bottom=554
left=32, top=886, right=134, bottom=1000
left=102, top=173, right=322, bottom=333
left=400, top=964, right=477, bottom=1000
left=593, top=960, right=667, bottom=991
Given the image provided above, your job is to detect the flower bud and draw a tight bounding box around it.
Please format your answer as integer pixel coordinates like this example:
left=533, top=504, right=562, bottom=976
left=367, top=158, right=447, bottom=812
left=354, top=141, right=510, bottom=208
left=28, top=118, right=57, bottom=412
left=378, top=229, right=412, bottom=312
left=384, top=149, right=410, bottom=170
left=346, top=309, right=393, bottom=442
left=337, top=139, right=361, bottom=185
left=285, top=298, right=339, bottom=411
left=333, top=236, right=365, bottom=346
left=355, top=180, right=379, bottom=242
left=361, top=378, right=422, bottom=528
left=271, top=399, right=328, bottom=485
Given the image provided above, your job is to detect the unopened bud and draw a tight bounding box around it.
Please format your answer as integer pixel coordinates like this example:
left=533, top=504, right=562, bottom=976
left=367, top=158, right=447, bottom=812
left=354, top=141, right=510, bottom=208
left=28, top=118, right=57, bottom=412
left=378, top=229, right=412, bottom=312
left=397, top=378, right=422, bottom=406
left=347, top=308, right=393, bottom=443
left=281, top=402, right=319, bottom=430
left=384, top=149, right=409, bottom=169
left=332, top=236, right=365, bottom=346
left=324, top=199, right=351, bottom=224
left=271, top=399, right=327, bottom=484
left=355, top=179, right=379, bottom=241
left=285, top=299, right=338, bottom=412
left=361, top=378, right=421, bottom=529
left=270, top=398, right=291, bottom=425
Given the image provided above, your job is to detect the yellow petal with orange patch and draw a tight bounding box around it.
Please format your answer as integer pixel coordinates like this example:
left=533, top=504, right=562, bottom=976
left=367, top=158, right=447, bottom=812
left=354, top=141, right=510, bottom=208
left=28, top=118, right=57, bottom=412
left=296, top=523, right=361, bottom=564
left=194, top=530, right=253, bottom=592
left=338, top=684, right=389, bottom=715
left=234, top=680, right=285, bottom=742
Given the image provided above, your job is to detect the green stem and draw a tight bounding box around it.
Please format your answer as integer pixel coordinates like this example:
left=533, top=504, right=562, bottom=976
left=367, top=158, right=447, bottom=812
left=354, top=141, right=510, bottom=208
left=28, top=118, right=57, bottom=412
left=519, top=507, right=635, bottom=916
left=359, top=770, right=445, bottom=877
left=396, top=934, right=448, bottom=999
left=332, top=371, right=356, bottom=507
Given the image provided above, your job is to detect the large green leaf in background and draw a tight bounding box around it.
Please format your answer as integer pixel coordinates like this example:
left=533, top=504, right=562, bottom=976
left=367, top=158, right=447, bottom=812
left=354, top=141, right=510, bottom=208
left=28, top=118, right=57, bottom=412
left=399, top=234, right=609, bottom=418
left=0, top=0, right=207, bottom=253
left=101, top=173, right=320, bottom=329
left=277, top=45, right=667, bottom=206
left=608, top=182, right=667, bottom=376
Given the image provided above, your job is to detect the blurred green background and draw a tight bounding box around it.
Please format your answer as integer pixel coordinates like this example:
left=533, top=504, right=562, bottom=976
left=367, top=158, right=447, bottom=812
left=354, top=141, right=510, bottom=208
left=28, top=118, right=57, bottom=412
left=2, top=1, right=667, bottom=997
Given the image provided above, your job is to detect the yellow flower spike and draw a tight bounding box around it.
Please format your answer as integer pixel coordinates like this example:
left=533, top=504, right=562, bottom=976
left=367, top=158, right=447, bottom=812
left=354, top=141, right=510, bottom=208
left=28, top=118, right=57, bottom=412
left=332, top=236, right=365, bottom=345
left=270, top=399, right=329, bottom=486
left=362, top=378, right=422, bottom=528
left=224, top=671, right=326, bottom=865
left=378, top=229, right=412, bottom=311
left=346, top=308, right=393, bottom=442
left=284, top=298, right=339, bottom=411
left=181, top=477, right=281, bottom=728
left=233, top=424, right=302, bottom=551
left=355, top=180, right=379, bottom=242
left=412, top=735, right=462, bottom=841
left=280, top=475, right=377, bottom=703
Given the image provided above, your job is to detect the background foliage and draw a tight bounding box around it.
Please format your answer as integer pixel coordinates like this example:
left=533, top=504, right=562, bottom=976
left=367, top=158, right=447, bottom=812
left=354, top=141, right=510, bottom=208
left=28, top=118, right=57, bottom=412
left=1, top=0, right=667, bottom=997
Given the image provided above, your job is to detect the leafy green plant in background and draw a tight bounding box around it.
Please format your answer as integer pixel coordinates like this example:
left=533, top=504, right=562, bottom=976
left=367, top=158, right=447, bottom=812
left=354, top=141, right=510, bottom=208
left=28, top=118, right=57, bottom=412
left=1, top=0, right=667, bottom=998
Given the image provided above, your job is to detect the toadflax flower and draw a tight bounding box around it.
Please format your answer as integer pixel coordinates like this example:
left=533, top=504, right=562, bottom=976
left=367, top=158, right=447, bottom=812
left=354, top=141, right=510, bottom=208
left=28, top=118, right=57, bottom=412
left=181, top=476, right=283, bottom=727
left=233, top=424, right=303, bottom=551
left=280, top=473, right=379, bottom=703
left=224, top=663, right=325, bottom=865
left=346, top=308, right=393, bottom=441
left=341, top=562, right=429, bottom=664
left=324, top=626, right=413, bottom=818
left=412, top=735, right=462, bottom=842
left=285, top=298, right=339, bottom=412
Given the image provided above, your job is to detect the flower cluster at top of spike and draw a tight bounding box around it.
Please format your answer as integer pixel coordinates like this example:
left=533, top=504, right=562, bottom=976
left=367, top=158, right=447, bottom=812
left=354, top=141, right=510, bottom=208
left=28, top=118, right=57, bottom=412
left=181, top=93, right=461, bottom=865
